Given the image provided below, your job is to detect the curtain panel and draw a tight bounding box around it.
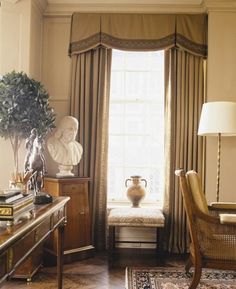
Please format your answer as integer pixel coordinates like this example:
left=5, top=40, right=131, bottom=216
left=69, top=13, right=207, bottom=57
left=70, top=47, right=112, bottom=250
left=163, top=48, right=205, bottom=253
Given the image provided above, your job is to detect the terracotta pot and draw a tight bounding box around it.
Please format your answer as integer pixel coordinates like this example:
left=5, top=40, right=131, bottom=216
left=125, top=175, right=147, bottom=207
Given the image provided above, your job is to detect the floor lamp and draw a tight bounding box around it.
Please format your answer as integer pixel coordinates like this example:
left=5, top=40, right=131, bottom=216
left=198, top=101, right=236, bottom=202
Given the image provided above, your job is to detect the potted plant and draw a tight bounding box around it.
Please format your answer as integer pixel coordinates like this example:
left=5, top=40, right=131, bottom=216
left=0, top=71, right=55, bottom=182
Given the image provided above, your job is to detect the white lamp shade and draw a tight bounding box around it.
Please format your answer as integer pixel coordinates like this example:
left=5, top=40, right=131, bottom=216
left=198, top=102, right=236, bottom=136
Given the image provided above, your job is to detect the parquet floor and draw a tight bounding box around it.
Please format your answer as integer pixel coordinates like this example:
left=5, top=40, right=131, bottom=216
left=1, top=250, right=186, bottom=289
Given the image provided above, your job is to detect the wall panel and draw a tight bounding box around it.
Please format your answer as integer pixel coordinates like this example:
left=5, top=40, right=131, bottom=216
left=206, top=11, right=236, bottom=203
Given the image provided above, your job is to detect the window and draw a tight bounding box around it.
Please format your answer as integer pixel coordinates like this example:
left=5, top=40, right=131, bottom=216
left=108, top=50, right=164, bottom=204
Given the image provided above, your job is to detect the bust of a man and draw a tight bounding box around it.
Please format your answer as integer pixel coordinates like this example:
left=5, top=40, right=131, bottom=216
left=47, top=116, right=83, bottom=177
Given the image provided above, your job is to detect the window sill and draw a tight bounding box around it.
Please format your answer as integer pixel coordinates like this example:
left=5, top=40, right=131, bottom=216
left=107, top=200, right=163, bottom=210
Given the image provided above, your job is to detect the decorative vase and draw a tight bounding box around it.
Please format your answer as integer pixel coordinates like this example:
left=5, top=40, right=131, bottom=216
left=125, top=176, right=147, bottom=207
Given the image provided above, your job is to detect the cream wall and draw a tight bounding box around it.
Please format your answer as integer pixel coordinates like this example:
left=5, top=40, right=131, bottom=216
left=0, top=0, right=30, bottom=74
left=206, top=11, right=236, bottom=203
left=0, top=1, right=236, bottom=203
left=29, top=0, right=44, bottom=80
left=0, top=0, right=44, bottom=188
left=41, top=16, right=71, bottom=174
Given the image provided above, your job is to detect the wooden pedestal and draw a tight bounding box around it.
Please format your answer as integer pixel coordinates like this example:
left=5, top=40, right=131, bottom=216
left=43, top=177, right=94, bottom=264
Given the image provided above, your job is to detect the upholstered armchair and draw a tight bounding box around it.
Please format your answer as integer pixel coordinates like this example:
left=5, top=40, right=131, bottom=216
left=175, top=169, right=236, bottom=289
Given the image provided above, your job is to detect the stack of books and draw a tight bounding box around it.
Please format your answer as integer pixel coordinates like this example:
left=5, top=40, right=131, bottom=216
left=0, top=189, right=34, bottom=222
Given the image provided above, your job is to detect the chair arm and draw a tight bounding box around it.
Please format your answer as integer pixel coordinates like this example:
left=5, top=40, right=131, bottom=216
left=194, top=205, right=236, bottom=237
left=194, top=208, right=236, bottom=237
left=209, top=202, right=236, bottom=210
left=194, top=208, right=220, bottom=224
left=219, top=214, right=236, bottom=225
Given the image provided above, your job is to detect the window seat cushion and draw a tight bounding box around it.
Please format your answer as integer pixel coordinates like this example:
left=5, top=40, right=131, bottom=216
left=108, top=207, right=165, bottom=227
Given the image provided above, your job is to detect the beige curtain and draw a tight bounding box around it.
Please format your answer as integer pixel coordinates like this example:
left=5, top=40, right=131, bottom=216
left=163, top=48, right=205, bottom=253
left=70, top=47, right=112, bottom=250
left=70, top=13, right=207, bottom=57
left=69, top=13, right=207, bottom=252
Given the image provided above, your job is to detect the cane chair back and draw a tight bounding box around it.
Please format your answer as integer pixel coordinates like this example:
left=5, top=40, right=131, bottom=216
left=175, top=169, right=236, bottom=289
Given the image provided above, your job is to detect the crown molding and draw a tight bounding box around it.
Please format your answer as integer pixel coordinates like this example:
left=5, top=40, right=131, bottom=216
left=1, top=0, right=20, bottom=3
left=44, top=3, right=206, bottom=17
left=32, top=0, right=48, bottom=14
left=203, top=0, right=236, bottom=11
left=43, top=0, right=236, bottom=16
left=46, top=0, right=203, bottom=4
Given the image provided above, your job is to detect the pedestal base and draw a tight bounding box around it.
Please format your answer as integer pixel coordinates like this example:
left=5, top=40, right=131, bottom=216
left=56, top=165, right=74, bottom=177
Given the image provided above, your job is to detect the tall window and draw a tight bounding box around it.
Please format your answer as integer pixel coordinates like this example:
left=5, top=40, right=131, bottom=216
left=108, top=50, right=164, bottom=204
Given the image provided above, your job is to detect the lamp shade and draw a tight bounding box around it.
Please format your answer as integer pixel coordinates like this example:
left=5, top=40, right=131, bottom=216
left=198, top=102, right=236, bottom=136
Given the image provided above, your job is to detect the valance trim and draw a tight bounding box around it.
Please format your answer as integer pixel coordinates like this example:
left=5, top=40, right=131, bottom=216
left=70, top=33, right=101, bottom=55
left=69, top=13, right=207, bottom=57
left=176, top=34, right=207, bottom=57
left=101, top=33, right=176, bottom=51
left=70, top=32, right=176, bottom=55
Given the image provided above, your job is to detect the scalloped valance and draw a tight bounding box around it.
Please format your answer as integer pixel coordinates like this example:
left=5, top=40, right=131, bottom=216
left=69, top=13, right=207, bottom=57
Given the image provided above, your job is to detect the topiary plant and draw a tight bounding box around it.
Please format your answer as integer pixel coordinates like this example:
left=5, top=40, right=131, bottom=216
left=0, top=71, right=55, bottom=177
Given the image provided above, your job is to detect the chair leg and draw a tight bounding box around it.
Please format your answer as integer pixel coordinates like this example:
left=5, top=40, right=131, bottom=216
left=185, top=257, right=192, bottom=274
left=189, top=265, right=202, bottom=289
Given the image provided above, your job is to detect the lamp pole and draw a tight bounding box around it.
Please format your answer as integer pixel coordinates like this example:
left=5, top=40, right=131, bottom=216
left=216, top=133, right=221, bottom=202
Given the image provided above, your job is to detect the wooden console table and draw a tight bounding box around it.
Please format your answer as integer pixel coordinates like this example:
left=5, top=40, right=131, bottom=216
left=0, top=196, right=70, bottom=289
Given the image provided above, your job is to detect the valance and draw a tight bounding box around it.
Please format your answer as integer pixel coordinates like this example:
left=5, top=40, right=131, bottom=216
left=69, top=13, right=207, bottom=57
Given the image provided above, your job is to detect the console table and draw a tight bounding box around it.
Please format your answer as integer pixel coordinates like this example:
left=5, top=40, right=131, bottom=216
left=0, top=196, right=70, bottom=289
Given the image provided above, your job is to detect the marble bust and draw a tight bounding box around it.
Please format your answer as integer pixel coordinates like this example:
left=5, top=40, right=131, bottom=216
left=47, top=116, right=83, bottom=177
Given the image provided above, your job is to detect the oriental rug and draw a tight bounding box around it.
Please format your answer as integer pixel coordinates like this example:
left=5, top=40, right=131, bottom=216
left=126, top=267, right=236, bottom=289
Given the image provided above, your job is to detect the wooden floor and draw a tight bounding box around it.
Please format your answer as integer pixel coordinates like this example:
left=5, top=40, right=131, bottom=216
left=1, top=250, right=186, bottom=289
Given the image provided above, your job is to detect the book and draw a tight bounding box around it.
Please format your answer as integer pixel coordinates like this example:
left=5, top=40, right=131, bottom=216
left=0, top=188, right=22, bottom=198
left=0, top=193, right=24, bottom=204
left=0, top=194, right=34, bottom=219
left=0, top=202, right=34, bottom=221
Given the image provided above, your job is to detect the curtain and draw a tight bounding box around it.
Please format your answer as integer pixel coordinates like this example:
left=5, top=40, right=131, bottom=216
left=69, top=13, right=207, bottom=57
left=70, top=47, right=112, bottom=250
left=69, top=13, right=207, bottom=252
left=163, top=48, right=205, bottom=253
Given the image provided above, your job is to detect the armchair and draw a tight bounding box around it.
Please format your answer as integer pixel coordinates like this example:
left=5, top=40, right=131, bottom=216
left=175, top=169, right=236, bottom=289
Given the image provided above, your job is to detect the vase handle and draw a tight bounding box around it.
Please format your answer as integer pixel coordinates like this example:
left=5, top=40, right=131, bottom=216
left=125, top=178, right=131, bottom=187
left=141, top=178, right=147, bottom=187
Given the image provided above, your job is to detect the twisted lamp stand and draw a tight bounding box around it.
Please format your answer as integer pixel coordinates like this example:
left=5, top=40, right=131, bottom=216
left=216, top=133, right=221, bottom=202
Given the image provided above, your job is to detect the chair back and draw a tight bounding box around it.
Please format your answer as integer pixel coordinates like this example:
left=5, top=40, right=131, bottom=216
left=175, top=170, right=199, bottom=243
left=175, top=169, right=209, bottom=259
left=176, top=168, right=236, bottom=279
left=186, top=170, right=209, bottom=215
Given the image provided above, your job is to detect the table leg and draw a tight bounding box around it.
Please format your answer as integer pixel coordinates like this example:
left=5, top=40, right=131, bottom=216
left=57, top=224, right=65, bottom=289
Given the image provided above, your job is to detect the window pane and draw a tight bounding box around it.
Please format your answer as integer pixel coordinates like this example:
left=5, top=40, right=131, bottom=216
left=125, top=51, right=149, bottom=70
left=110, top=72, right=124, bottom=100
left=125, top=72, right=147, bottom=99
left=108, top=49, right=164, bottom=203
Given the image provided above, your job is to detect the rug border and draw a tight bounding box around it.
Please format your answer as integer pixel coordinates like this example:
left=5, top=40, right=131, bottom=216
left=125, top=266, right=236, bottom=289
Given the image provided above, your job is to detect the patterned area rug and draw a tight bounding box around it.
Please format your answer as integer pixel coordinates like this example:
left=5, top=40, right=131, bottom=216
left=126, top=267, right=236, bottom=289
